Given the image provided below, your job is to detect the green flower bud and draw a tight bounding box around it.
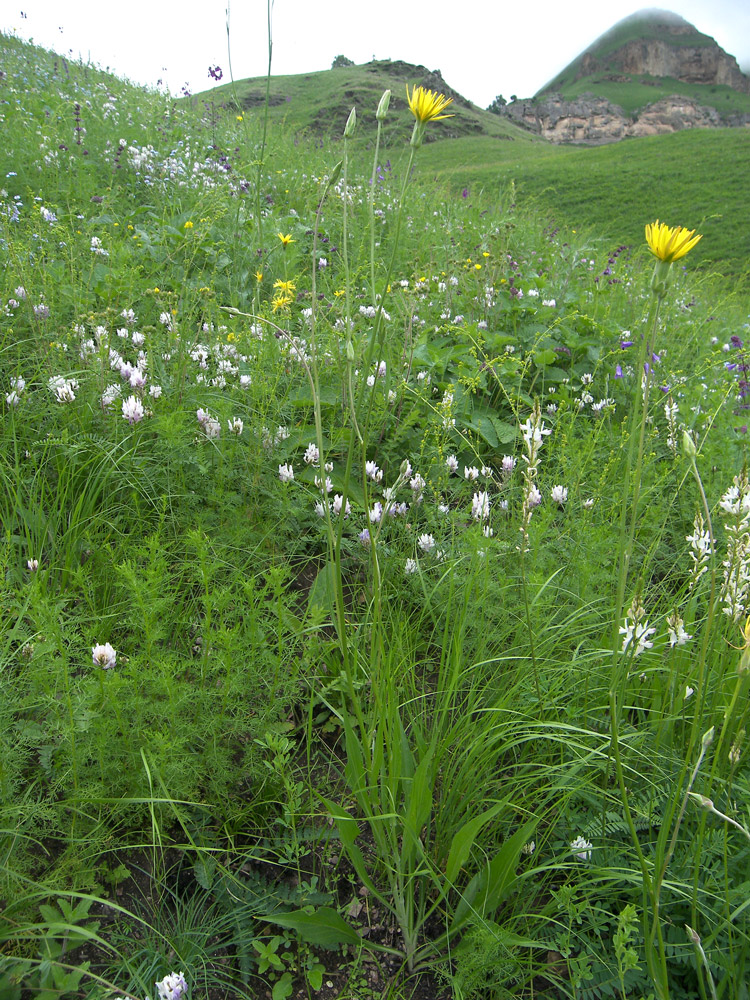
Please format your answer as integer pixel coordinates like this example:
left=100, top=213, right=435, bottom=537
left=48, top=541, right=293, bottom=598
left=345, top=339, right=355, bottom=362
left=376, top=89, right=391, bottom=121
left=682, top=430, right=697, bottom=459
left=343, top=107, right=357, bottom=138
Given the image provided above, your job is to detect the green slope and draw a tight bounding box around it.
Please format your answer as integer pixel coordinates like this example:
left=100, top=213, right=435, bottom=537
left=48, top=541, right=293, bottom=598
left=415, top=128, right=750, bottom=285
left=193, top=60, right=534, bottom=145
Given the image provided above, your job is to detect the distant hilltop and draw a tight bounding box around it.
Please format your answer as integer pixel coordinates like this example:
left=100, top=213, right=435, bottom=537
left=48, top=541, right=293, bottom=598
left=539, top=9, right=750, bottom=96
left=493, top=8, right=750, bottom=144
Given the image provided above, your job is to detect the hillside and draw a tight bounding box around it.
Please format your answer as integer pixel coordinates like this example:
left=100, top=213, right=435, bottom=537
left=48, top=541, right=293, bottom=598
left=193, top=59, right=536, bottom=145
left=539, top=8, right=750, bottom=99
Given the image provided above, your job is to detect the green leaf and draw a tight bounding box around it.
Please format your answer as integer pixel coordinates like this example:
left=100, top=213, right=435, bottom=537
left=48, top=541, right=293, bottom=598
left=272, top=972, right=293, bottom=1000
left=263, top=908, right=362, bottom=949
left=533, top=348, right=558, bottom=367
left=445, top=801, right=507, bottom=883
left=307, top=963, right=325, bottom=991
left=450, top=818, right=537, bottom=932
left=307, top=562, right=336, bottom=614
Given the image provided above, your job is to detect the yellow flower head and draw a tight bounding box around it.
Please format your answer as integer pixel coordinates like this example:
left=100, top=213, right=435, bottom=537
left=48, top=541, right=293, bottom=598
left=406, top=84, right=454, bottom=124
left=645, top=220, right=702, bottom=263
left=255, top=270, right=263, bottom=282
left=183, top=220, right=194, bottom=229
left=277, top=232, right=295, bottom=248
left=273, top=279, right=296, bottom=294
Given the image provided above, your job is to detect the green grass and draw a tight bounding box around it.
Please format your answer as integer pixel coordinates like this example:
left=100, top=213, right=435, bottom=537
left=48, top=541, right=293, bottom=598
left=416, top=128, right=750, bottom=285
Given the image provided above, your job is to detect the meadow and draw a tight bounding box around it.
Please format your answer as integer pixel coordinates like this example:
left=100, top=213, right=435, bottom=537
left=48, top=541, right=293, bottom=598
left=1, top=28, right=750, bottom=1000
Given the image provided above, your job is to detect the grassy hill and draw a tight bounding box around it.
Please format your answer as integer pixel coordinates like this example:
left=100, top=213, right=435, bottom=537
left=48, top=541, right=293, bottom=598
left=194, top=59, right=532, bottom=144
left=537, top=9, right=750, bottom=118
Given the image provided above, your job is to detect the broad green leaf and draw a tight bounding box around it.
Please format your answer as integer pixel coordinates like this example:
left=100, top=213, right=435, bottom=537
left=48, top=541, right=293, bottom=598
left=263, top=907, right=362, bottom=948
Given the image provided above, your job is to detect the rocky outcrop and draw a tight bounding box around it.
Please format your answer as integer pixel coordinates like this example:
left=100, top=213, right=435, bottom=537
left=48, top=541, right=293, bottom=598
left=577, top=38, right=750, bottom=93
left=503, top=92, right=750, bottom=144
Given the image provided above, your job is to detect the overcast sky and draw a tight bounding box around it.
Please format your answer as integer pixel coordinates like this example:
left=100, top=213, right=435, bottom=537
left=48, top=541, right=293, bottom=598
left=5, top=1, right=750, bottom=108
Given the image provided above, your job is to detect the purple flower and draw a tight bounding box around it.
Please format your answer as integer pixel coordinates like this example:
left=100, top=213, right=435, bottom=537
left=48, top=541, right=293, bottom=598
left=615, top=365, right=623, bottom=378
left=620, top=340, right=633, bottom=349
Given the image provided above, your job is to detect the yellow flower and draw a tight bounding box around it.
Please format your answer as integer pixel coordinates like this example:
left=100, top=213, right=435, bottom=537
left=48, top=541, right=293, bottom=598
left=255, top=270, right=263, bottom=282
left=406, top=84, right=454, bottom=124
left=277, top=232, right=294, bottom=248
left=184, top=220, right=194, bottom=229
left=272, top=294, right=293, bottom=313
left=236, top=114, right=243, bottom=121
left=645, top=220, right=702, bottom=263
left=273, top=279, right=296, bottom=294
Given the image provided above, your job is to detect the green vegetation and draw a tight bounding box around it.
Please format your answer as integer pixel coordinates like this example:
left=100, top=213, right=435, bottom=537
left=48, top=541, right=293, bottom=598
left=2, top=27, right=750, bottom=1000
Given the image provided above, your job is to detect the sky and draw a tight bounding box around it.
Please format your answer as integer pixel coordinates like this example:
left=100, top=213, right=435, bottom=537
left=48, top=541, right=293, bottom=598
left=4, top=0, right=750, bottom=109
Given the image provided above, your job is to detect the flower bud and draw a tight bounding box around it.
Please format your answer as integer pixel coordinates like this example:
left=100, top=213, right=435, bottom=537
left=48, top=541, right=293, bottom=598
left=328, top=160, right=343, bottom=188
left=345, top=339, right=355, bottom=362
left=682, top=430, right=696, bottom=459
left=376, top=89, right=391, bottom=121
left=689, top=792, right=714, bottom=811
left=650, top=259, right=672, bottom=299
left=343, top=107, right=357, bottom=138
left=701, top=726, right=715, bottom=749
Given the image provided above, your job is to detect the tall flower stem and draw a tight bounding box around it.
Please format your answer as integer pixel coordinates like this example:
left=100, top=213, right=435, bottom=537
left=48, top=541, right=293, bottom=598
left=254, top=0, right=273, bottom=248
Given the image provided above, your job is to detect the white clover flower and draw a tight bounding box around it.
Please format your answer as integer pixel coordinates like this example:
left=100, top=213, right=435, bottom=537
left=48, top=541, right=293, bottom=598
left=92, top=642, right=117, bottom=669
left=526, top=485, right=543, bottom=509
left=155, top=971, right=188, bottom=1000
left=542, top=299, right=556, bottom=307
left=417, top=533, right=436, bottom=555
left=149, top=384, right=163, bottom=399
left=48, top=375, right=78, bottom=403
left=446, top=455, right=459, bottom=474
left=278, top=464, right=294, bottom=483
left=304, top=443, right=320, bottom=465
left=122, top=395, right=144, bottom=424
left=684, top=685, right=695, bottom=701
left=501, top=455, right=516, bottom=474
left=369, top=502, right=383, bottom=524
left=570, top=836, right=592, bottom=861
left=404, top=558, right=418, bottom=575
left=365, top=460, right=382, bottom=482
left=204, top=418, right=221, bottom=439
left=332, top=494, right=350, bottom=518
left=471, top=491, right=490, bottom=521
left=550, top=484, right=568, bottom=506
left=464, top=466, right=480, bottom=481
left=27, top=558, right=39, bottom=572
left=228, top=417, right=243, bottom=435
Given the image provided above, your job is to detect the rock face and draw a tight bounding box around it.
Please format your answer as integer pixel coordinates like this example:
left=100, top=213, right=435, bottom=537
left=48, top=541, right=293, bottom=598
left=504, top=93, right=750, bottom=144
left=578, top=38, right=750, bottom=94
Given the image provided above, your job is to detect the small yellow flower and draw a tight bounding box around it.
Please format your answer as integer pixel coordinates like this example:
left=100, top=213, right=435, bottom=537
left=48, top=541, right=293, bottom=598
left=184, top=220, right=194, bottom=229
left=273, top=279, right=296, bottom=294
left=236, top=114, right=243, bottom=121
left=272, top=294, right=292, bottom=313
left=153, top=287, right=160, bottom=293
left=227, top=331, right=236, bottom=342
left=482, top=251, right=490, bottom=258
left=406, top=84, right=454, bottom=124
left=645, top=220, right=702, bottom=263
left=474, top=264, right=482, bottom=271
left=334, top=289, right=346, bottom=298
left=277, top=232, right=294, bottom=248
left=255, top=270, right=263, bottom=282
